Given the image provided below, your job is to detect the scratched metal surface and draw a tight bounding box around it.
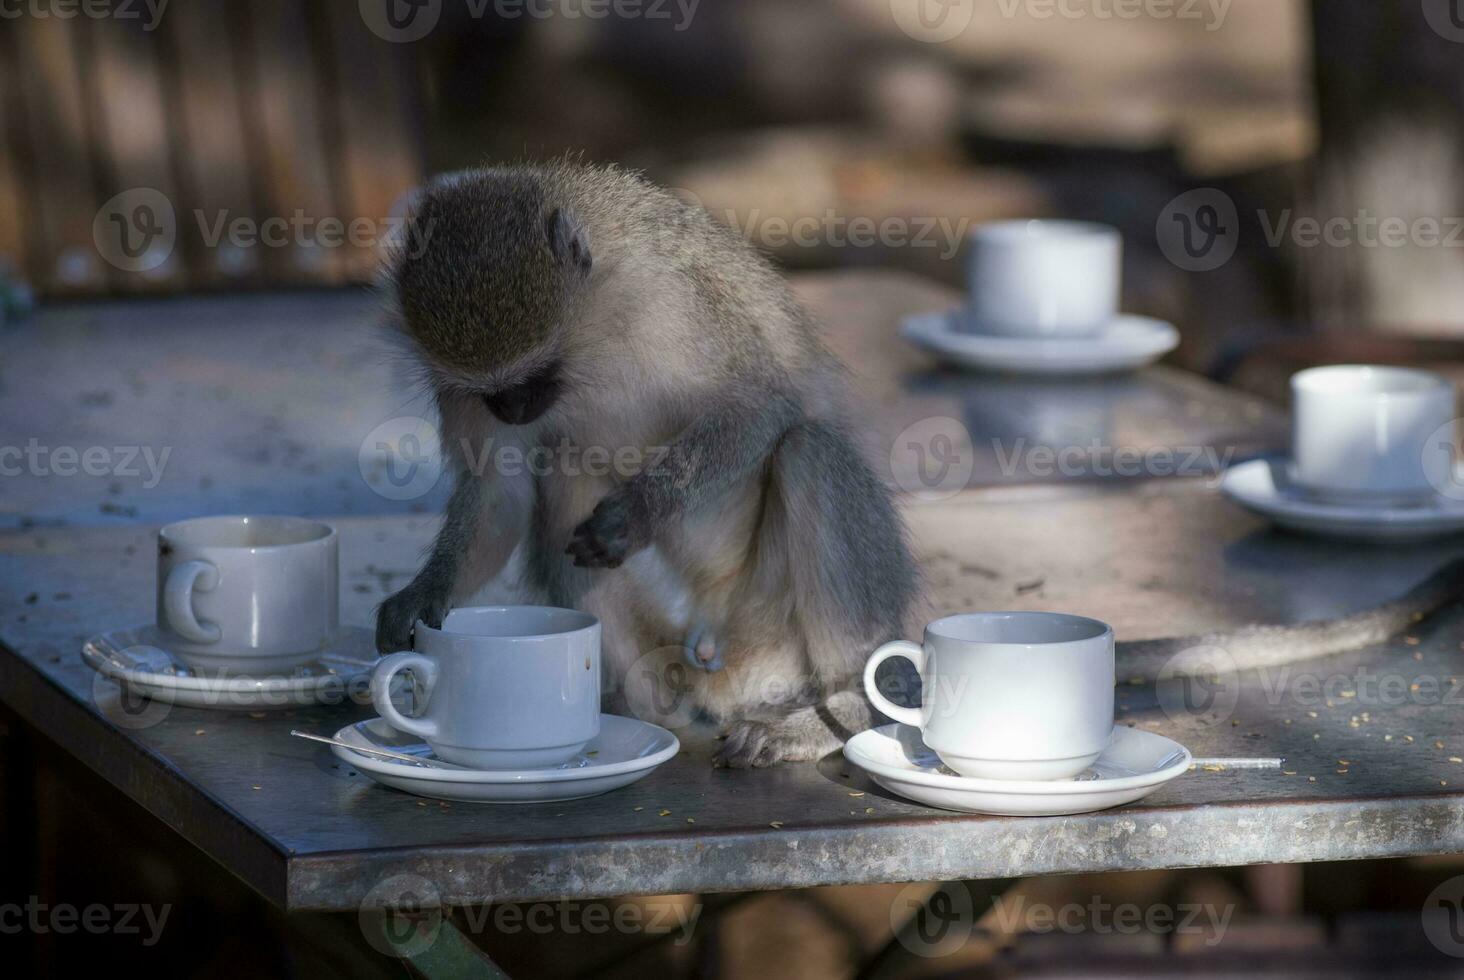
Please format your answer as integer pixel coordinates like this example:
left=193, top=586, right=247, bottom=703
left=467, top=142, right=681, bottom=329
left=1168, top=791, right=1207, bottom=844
left=803, top=271, right=1289, bottom=493
left=4, top=486, right=1464, bottom=911
left=0, top=289, right=455, bottom=531
left=0, top=273, right=1285, bottom=531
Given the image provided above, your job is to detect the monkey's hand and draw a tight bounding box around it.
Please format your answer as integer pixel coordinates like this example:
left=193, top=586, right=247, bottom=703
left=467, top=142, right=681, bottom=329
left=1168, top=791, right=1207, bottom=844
left=566, top=491, right=649, bottom=569
left=375, top=581, right=450, bottom=654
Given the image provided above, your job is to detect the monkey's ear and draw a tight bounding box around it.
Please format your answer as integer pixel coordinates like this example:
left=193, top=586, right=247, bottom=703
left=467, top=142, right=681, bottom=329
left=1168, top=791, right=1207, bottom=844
left=546, top=208, right=592, bottom=275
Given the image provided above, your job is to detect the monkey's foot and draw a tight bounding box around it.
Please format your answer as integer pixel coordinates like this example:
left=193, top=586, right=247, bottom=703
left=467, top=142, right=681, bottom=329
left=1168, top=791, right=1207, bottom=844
left=713, top=712, right=840, bottom=768
left=682, top=624, right=723, bottom=673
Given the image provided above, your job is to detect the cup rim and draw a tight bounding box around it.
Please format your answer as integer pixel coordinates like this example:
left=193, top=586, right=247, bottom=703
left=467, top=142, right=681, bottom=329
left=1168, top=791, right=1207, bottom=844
left=422, top=605, right=599, bottom=641
left=926, top=611, right=1112, bottom=648
left=1291, top=364, right=1452, bottom=399
left=969, top=218, right=1120, bottom=245
left=159, top=514, right=336, bottom=552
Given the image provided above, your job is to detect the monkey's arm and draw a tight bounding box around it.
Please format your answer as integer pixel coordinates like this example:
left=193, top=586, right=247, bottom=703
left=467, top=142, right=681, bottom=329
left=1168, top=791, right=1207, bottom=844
left=567, top=386, right=802, bottom=568
left=376, top=472, right=531, bottom=652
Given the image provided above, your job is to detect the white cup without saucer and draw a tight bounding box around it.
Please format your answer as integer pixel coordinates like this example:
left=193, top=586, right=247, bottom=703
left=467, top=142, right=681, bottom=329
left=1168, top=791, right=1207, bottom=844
left=863, top=612, right=1115, bottom=781
left=156, top=515, right=339, bottom=675
left=1289, top=365, right=1456, bottom=506
left=963, top=220, right=1123, bottom=339
left=370, top=606, right=601, bottom=770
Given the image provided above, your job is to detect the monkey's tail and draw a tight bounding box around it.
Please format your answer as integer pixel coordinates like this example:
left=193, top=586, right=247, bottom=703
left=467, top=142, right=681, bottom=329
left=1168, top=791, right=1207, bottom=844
left=1115, top=556, right=1464, bottom=682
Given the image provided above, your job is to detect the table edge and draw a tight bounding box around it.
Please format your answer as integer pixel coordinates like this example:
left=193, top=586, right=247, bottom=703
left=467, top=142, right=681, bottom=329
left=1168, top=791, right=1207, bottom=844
left=0, top=642, right=293, bottom=908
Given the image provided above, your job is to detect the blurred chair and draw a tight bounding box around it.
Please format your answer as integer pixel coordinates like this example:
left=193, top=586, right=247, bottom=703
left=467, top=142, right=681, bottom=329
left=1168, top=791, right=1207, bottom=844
left=0, top=1, right=422, bottom=295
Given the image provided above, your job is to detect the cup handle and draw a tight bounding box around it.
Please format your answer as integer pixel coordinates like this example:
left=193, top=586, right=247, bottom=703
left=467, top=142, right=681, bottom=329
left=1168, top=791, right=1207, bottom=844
left=863, top=640, right=926, bottom=729
left=163, top=560, right=222, bottom=644
left=370, top=652, right=440, bottom=740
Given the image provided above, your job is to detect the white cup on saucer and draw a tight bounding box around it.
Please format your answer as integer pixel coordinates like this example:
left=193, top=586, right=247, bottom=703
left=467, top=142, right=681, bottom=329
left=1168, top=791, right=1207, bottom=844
left=370, top=606, right=601, bottom=770
left=963, top=220, right=1123, bottom=338
left=863, top=612, right=1114, bottom=781
left=156, top=515, right=339, bottom=675
left=1290, top=365, right=1456, bottom=506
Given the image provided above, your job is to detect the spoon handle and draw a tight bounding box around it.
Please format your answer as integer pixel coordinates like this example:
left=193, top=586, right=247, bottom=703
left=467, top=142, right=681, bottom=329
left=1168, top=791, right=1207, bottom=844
left=289, top=729, right=453, bottom=769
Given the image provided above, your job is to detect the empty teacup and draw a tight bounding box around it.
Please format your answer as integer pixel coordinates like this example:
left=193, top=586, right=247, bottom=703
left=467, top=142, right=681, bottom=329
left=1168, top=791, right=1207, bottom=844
left=370, top=607, right=601, bottom=770
left=863, top=612, right=1115, bottom=780
left=1290, top=365, right=1456, bottom=504
left=157, top=515, right=339, bottom=674
left=964, top=220, right=1122, bottom=338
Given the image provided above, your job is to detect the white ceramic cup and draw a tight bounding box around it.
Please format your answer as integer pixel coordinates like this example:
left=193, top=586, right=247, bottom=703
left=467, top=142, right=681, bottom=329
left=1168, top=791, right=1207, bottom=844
left=370, top=606, right=601, bottom=770
left=156, top=515, right=339, bottom=675
left=1290, top=365, right=1456, bottom=504
left=964, top=220, right=1122, bottom=338
left=863, top=612, right=1115, bottom=780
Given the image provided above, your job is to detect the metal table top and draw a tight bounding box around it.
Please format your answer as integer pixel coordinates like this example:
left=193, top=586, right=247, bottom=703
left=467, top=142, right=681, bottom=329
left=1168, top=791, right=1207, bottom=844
left=804, top=272, right=1288, bottom=492
left=0, top=272, right=1285, bottom=530
left=5, top=481, right=1464, bottom=912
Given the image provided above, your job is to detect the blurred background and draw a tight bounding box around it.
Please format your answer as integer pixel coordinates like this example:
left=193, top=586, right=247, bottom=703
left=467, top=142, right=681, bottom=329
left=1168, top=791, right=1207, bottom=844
left=6, top=1, right=1464, bottom=977
left=5, top=2, right=1464, bottom=372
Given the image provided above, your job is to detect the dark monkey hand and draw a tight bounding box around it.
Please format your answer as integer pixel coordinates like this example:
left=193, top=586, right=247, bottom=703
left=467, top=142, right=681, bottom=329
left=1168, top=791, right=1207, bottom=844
left=375, top=580, right=451, bottom=654
left=566, top=490, right=651, bottom=569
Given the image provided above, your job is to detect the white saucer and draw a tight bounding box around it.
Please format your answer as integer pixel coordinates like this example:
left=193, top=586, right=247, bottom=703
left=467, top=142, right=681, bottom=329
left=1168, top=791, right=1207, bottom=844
left=1221, top=457, right=1464, bottom=542
left=902, top=309, right=1179, bottom=376
left=843, top=724, right=1190, bottom=816
left=330, top=714, right=681, bottom=803
left=81, top=625, right=377, bottom=710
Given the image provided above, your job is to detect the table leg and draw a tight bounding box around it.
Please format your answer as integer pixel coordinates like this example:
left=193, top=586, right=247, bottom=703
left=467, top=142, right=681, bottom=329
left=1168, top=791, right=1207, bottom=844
left=852, top=877, right=1014, bottom=980
left=1246, top=863, right=1304, bottom=916
left=359, top=910, right=512, bottom=979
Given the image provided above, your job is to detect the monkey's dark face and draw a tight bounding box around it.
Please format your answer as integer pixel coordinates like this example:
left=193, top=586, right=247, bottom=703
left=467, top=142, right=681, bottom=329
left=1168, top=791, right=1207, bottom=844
left=391, top=171, right=592, bottom=412
left=481, top=359, right=563, bottom=426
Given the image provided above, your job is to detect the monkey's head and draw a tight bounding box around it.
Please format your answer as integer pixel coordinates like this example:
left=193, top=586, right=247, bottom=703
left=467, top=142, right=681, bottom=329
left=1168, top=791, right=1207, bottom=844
left=391, top=170, right=594, bottom=426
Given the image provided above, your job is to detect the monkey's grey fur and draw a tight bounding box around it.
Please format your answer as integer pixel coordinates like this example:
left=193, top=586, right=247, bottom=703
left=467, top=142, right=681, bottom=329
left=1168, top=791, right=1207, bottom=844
left=377, top=160, right=918, bottom=767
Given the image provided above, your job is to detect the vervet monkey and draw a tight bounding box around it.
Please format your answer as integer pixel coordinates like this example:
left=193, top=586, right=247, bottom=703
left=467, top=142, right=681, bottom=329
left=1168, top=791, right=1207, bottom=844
left=377, top=161, right=917, bottom=767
